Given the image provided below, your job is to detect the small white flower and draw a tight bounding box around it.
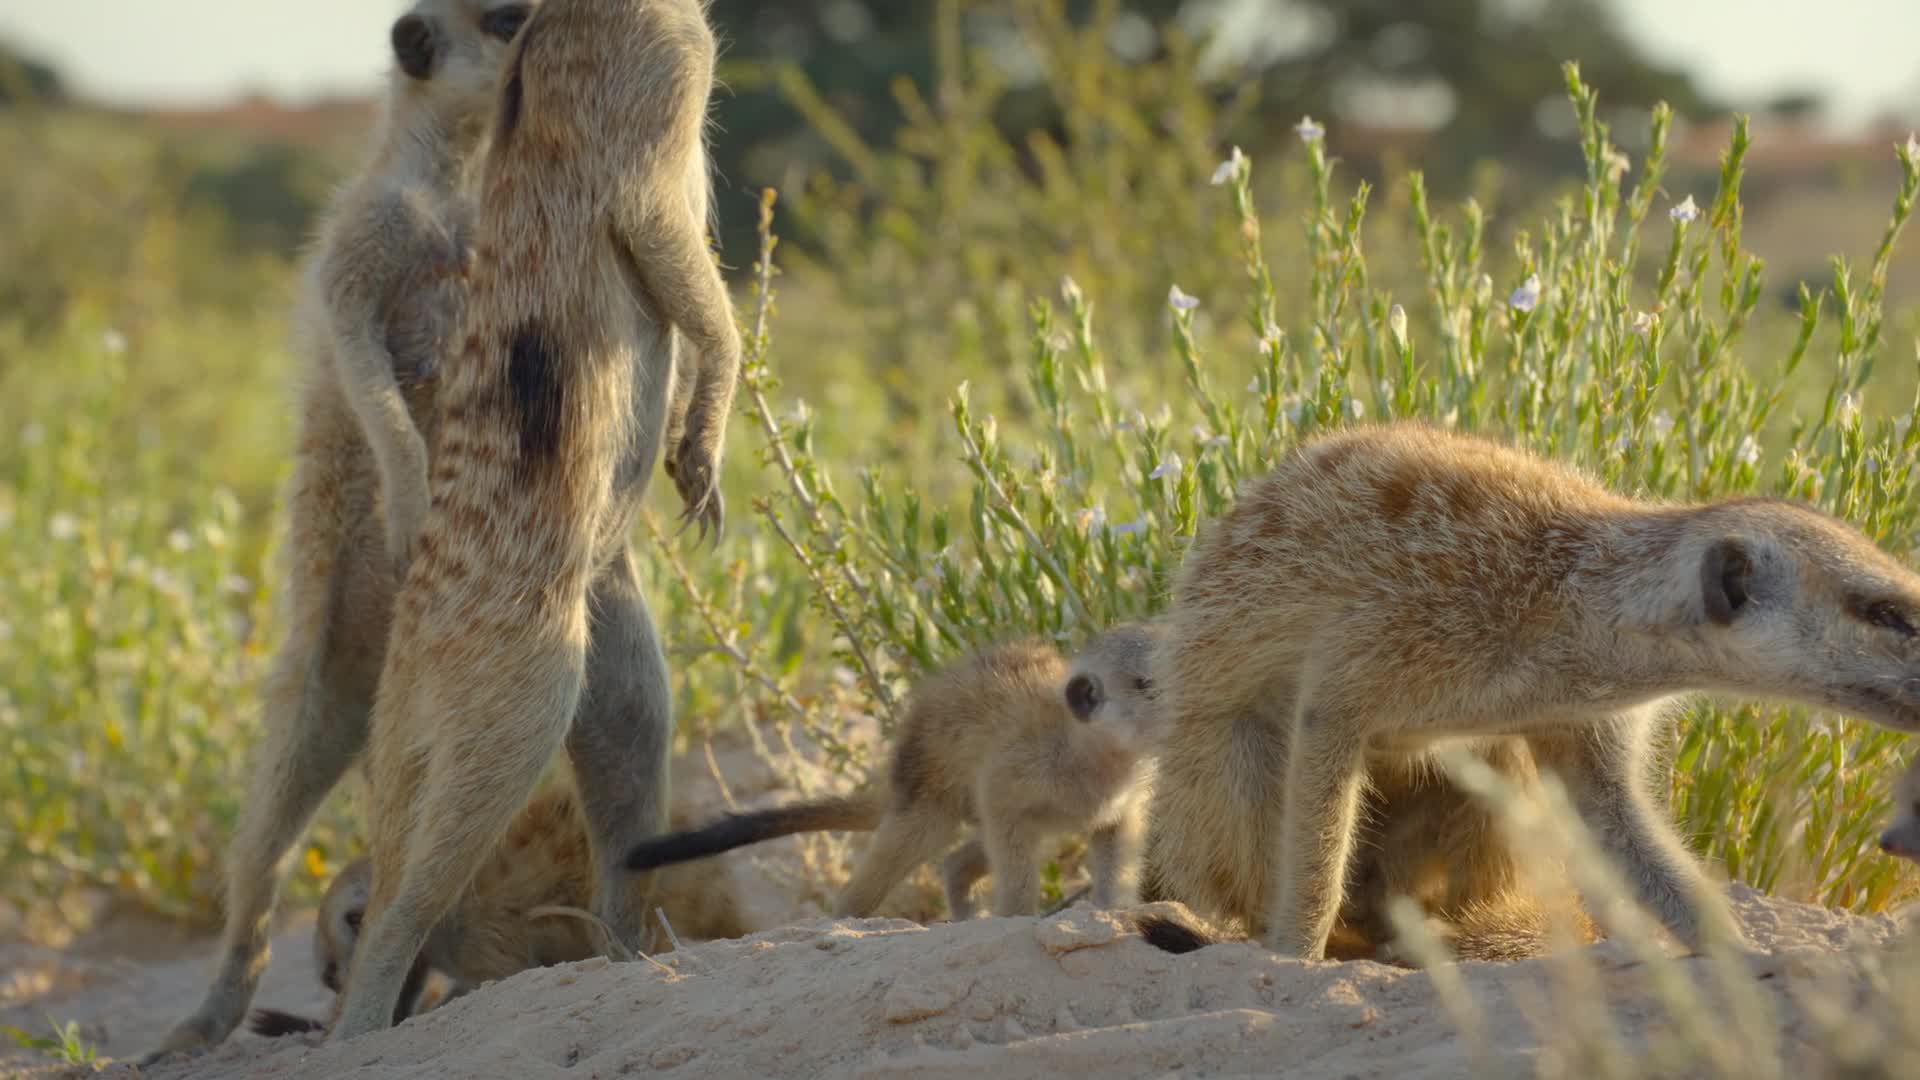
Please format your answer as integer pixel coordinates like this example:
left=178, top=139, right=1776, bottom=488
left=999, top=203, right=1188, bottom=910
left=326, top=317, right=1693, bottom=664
left=1865, top=456, right=1881, bottom=475
left=1295, top=115, right=1325, bottom=142
left=1630, top=311, right=1656, bottom=337
left=1472, top=274, right=1493, bottom=306
left=1604, top=148, right=1631, bottom=180
left=1149, top=453, right=1184, bottom=481
left=0, top=620, right=11, bottom=643
left=1509, top=275, right=1541, bottom=313
left=1649, top=411, right=1675, bottom=439
left=1348, top=398, right=1365, bottom=420
left=102, top=329, right=127, bottom=355
left=1210, top=146, right=1247, bottom=186
left=1895, top=415, right=1913, bottom=442
left=1061, top=275, right=1084, bottom=307
left=1669, top=195, right=1700, bottom=224
left=1075, top=506, right=1107, bottom=535
left=1258, top=336, right=1281, bottom=359
left=1168, top=285, right=1199, bottom=313
left=21, top=422, right=45, bottom=447
left=1246, top=375, right=1263, bottom=394
left=831, top=666, right=857, bottom=688
left=1284, top=397, right=1306, bottom=425
left=1837, top=391, right=1861, bottom=427
left=1110, top=519, right=1147, bottom=537
left=1905, top=133, right=1919, bottom=162
left=221, top=575, right=253, bottom=596
left=1610, top=432, right=1633, bottom=454
left=1387, top=304, right=1408, bottom=351
left=149, top=567, right=182, bottom=596
left=1115, top=411, right=1143, bottom=434
left=168, top=529, right=192, bottom=553
left=49, top=512, right=79, bottom=541
left=1735, top=434, right=1762, bottom=467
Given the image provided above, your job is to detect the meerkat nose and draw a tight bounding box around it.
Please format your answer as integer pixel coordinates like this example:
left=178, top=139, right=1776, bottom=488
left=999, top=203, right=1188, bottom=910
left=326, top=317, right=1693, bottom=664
left=392, top=15, right=437, bottom=81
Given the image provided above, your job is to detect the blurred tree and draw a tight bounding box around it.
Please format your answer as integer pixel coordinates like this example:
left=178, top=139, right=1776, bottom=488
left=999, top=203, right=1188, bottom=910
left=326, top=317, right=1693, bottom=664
left=0, top=40, right=66, bottom=105
left=700, top=0, right=1713, bottom=260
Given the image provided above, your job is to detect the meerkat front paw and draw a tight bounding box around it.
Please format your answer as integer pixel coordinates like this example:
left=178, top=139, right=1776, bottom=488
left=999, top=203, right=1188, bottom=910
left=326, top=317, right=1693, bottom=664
left=384, top=489, right=430, bottom=578
left=668, top=434, right=724, bottom=546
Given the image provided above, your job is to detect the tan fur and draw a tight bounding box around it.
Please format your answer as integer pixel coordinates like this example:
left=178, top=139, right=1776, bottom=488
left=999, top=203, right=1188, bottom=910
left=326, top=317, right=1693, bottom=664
left=251, top=789, right=747, bottom=1036
left=333, top=0, right=739, bottom=1041
left=626, top=624, right=1167, bottom=919
left=1147, top=421, right=1920, bottom=961
left=145, top=4, right=542, bottom=1061
left=1880, top=754, right=1920, bottom=862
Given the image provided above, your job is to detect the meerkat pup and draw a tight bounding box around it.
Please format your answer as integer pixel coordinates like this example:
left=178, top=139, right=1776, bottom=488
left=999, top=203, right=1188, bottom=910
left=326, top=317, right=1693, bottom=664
left=247, top=788, right=750, bottom=1038
left=331, top=0, right=740, bottom=1041
left=626, top=623, right=1166, bottom=920
left=147, top=3, right=556, bottom=1061
left=1147, top=421, right=1920, bottom=962
left=1879, top=754, right=1920, bottom=863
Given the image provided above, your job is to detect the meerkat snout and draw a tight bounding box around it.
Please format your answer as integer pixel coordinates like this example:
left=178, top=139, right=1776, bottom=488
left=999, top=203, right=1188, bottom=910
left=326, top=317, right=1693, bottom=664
left=392, top=14, right=438, bottom=80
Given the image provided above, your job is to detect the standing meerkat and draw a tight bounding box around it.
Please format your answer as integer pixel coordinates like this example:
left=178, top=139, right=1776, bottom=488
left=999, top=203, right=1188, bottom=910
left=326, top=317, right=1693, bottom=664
left=147, top=2, right=562, bottom=1061
left=330, top=0, right=740, bottom=1041
left=1146, top=421, right=1920, bottom=962
left=625, top=623, right=1166, bottom=919
left=246, top=788, right=751, bottom=1038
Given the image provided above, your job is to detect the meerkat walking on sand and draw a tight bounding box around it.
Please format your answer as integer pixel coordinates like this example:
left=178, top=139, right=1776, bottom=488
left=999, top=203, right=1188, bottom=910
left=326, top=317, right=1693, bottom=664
left=626, top=623, right=1166, bottom=920
left=147, top=3, right=557, bottom=1060
left=1146, top=421, right=1920, bottom=962
left=246, top=788, right=751, bottom=1038
left=329, top=0, right=740, bottom=1041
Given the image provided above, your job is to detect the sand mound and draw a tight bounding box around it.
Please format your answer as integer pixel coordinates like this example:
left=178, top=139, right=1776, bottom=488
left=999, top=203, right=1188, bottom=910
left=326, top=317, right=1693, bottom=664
left=14, top=884, right=1888, bottom=1079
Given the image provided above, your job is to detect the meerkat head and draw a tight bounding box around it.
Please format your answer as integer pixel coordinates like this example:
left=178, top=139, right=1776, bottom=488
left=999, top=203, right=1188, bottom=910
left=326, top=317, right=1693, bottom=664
left=1064, top=620, right=1169, bottom=751
left=1879, top=756, right=1920, bottom=862
left=388, top=0, right=538, bottom=120
left=1678, top=499, right=1920, bottom=731
left=314, top=857, right=374, bottom=994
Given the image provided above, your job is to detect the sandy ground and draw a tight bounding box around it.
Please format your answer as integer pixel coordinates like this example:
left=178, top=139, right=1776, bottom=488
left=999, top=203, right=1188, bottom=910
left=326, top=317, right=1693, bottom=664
left=6, top=730, right=1918, bottom=1078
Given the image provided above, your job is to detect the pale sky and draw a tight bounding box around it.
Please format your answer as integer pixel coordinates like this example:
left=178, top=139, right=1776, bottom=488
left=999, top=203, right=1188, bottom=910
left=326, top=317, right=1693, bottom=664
left=0, top=0, right=1915, bottom=128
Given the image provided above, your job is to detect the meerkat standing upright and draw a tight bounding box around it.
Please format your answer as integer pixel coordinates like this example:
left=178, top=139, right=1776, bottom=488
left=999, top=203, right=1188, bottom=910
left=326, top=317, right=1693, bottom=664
left=626, top=623, right=1166, bottom=919
left=330, top=0, right=739, bottom=1042
left=1147, top=421, right=1920, bottom=962
left=147, top=3, right=560, bottom=1061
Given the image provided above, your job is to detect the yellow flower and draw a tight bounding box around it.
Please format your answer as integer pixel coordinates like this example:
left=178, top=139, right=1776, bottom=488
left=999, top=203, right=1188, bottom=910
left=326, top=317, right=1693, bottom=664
left=304, top=846, right=330, bottom=880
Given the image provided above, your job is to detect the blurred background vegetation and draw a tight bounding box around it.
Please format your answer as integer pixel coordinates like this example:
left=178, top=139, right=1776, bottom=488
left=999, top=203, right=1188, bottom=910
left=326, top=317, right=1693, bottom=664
left=3, top=0, right=1919, bottom=939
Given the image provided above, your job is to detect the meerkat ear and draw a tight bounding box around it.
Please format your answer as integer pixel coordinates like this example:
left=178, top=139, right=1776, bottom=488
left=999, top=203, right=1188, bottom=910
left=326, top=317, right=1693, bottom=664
left=1065, top=674, right=1103, bottom=721
left=1700, top=537, right=1753, bottom=625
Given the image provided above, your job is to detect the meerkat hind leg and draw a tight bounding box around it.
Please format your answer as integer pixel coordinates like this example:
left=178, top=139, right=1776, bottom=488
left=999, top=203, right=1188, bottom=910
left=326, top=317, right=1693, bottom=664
left=570, top=549, right=674, bottom=952
left=941, top=837, right=989, bottom=920
left=832, top=807, right=958, bottom=919
left=979, top=808, right=1047, bottom=918
left=335, top=637, right=585, bottom=1041
left=1268, top=703, right=1370, bottom=959
left=146, top=641, right=368, bottom=1060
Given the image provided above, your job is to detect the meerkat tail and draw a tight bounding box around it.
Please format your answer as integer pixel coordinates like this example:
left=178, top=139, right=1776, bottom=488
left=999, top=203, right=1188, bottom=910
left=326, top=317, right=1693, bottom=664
left=1133, top=913, right=1221, bottom=955
left=247, top=1009, right=327, bottom=1038
left=624, top=791, right=886, bottom=871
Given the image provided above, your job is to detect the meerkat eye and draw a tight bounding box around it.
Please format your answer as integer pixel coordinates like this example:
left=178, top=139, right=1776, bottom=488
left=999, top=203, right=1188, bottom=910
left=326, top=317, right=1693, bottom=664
left=344, top=909, right=363, bottom=932
left=1852, top=597, right=1916, bottom=638
left=482, top=5, right=531, bottom=41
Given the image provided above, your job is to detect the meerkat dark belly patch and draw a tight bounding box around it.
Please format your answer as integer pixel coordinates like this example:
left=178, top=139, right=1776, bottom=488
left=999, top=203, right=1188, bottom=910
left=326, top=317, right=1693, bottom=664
left=506, top=322, right=565, bottom=464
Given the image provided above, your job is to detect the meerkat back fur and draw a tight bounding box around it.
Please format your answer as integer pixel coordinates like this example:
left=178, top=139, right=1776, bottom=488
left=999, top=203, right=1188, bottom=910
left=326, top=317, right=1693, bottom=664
left=333, top=0, right=741, bottom=1040
left=626, top=623, right=1166, bottom=919
left=1147, top=421, right=1920, bottom=961
left=145, top=3, right=542, bottom=1061
left=247, top=787, right=750, bottom=1038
